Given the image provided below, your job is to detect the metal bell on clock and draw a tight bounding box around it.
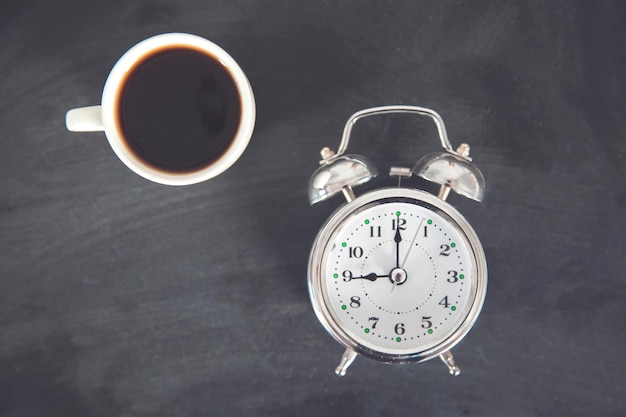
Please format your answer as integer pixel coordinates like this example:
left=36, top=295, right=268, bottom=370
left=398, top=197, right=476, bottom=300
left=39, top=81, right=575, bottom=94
left=413, top=143, right=486, bottom=202
left=307, top=105, right=487, bottom=205
left=308, top=148, right=378, bottom=205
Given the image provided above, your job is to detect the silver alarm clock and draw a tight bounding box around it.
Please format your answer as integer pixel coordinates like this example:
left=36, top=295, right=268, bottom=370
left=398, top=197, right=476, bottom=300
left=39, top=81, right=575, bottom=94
left=307, top=105, right=487, bottom=377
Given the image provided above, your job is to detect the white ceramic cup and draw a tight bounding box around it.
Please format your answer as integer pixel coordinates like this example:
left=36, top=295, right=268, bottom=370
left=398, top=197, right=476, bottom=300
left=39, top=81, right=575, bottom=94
left=66, top=33, right=255, bottom=186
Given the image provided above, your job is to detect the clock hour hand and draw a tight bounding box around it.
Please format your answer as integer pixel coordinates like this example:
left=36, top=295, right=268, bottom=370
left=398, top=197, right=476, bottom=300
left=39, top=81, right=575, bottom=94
left=351, top=272, right=388, bottom=281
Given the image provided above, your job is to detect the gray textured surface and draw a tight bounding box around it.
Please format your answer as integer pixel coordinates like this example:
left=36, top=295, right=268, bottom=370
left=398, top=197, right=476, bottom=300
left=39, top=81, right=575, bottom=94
left=1, top=1, right=625, bottom=416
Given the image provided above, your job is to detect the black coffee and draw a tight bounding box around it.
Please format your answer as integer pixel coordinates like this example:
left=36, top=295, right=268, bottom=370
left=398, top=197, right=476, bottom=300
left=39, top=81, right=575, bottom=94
left=117, top=47, right=242, bottom=173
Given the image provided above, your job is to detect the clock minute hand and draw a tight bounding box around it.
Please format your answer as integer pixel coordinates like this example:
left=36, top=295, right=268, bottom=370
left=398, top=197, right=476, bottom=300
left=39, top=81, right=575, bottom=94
left=394, top=221, right=402, bottom=268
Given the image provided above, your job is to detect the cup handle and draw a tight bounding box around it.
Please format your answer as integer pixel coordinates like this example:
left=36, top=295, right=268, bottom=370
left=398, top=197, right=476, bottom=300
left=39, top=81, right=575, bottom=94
left=65, top=105, right=104, bottom=132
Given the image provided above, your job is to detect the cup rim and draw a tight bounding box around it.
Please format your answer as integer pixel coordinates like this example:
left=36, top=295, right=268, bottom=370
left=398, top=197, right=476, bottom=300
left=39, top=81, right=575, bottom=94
left=100, top=33, right=255, bottom=186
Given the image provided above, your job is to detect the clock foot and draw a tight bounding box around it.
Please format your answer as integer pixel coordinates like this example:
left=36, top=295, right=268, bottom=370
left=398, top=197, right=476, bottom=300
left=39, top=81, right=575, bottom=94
left=335, top=348, right=358, bottom=377
left=440, top=351, right=461, bottom=376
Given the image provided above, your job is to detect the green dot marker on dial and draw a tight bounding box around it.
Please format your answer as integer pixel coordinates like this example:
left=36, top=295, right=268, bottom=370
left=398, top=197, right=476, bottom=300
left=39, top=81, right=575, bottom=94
left=341, top=242, right=347, bottom=247
left=333, top=273, right=338, bottom=279
left=364, top=219, right=370, bottom=225
left=396, top=337, right=402, bottom=342
left=428, top=329, right=433, bottom=334
left=451, top=306, right=457, bottom=311
left=427, top=219, right=433, bottom=225
left=364, top=328, right=370, bottom=333
left=396, top=211, right=401, bottom=216
left=341, top=305, right=347, bottom=310
left=451, top=242, right=456, bottom=248
left=460, top=274, right=465, bottom=280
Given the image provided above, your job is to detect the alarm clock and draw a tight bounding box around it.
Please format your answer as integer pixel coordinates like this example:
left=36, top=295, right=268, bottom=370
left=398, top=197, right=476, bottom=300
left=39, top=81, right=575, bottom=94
left=307, top=105, right=487, bottom=376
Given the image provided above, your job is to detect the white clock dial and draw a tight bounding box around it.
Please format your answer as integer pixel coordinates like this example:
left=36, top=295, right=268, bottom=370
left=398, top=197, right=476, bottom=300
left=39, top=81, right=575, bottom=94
left=309, top=188, right=486, bottom=362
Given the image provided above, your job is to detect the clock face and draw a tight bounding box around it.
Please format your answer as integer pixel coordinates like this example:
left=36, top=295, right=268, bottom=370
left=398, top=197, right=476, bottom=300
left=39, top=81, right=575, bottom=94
left=309, top=188, right=487, bottom=361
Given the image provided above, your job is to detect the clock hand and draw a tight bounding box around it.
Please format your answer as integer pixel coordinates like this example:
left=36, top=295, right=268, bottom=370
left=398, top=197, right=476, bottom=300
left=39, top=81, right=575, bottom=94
left=394, top=215, right=402, bottom=268
left=400, top=217, right=426, bottom=269
left=352, top=272, right=388, bottom=281
left=391, top=217, right=424, bottom=293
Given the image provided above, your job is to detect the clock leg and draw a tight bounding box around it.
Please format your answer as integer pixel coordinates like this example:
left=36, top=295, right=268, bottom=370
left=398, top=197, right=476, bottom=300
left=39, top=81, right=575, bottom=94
left=440, top=350, right=461, bottom=376
left=335, top=348, right=358, bottom=377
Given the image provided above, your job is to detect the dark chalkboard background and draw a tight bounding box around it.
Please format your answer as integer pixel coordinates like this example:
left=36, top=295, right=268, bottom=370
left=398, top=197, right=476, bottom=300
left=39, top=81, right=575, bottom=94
left=1, top=1, right=624, bottom=416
